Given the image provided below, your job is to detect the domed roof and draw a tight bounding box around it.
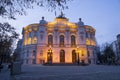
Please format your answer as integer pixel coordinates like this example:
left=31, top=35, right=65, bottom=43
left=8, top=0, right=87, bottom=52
left=39, top=17, right=47, bottom=25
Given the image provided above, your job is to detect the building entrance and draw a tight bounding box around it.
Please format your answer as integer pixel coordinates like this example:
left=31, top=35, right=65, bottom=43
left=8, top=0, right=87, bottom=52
left=72, top=50, right=77, bottom=63
left=47, top=49, right=53, bottom=64
left=60, top=50, right=65, bottom=63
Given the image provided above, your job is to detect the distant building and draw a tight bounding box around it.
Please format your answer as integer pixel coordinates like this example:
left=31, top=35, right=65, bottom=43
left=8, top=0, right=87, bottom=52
left=111, top=34, right=120, bottom=62
left=21, top=14, right=97, bottom=64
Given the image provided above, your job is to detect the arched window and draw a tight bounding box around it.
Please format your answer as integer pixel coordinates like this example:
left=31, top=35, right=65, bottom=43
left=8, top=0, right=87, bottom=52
left=60, top=50, right=65, bottom=63
left=60, top=35, right=64, bottom=46
left=32, top=37, right=37, bottom=44
left=33, top=50, right=36, bottom=56
left=71, top=35, right=76, bottom=46
left=48, top=35, right=53, bottom=45
left=72, top=50, right=77, bottom=63
left=24, top=39, right=27, bottom=45
left=28, top=37, right=31, bottom=44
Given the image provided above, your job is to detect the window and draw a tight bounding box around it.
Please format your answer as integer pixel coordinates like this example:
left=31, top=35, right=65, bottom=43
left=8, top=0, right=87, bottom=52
left=28, top=37, right=31, bottom=44
left=90, top=34, right=93, bottom=40
left=71, top=35, right=76, bottom=46
left=29, top=32, right=32, bottom=37
left=87, top=51, right=90, bottom=57
left=32, top=37, right=37, bottom=44
left=86, top=33, right=88, bottom=38
left=60, top=35, right=64, bottom=46
left=48, top=35, right=53, bottom=45
left=60, top=50, right=65, bottom=63
left=72, top=50, right=77, bottom=63
left=24, top=39, right=27, bottom=45
left=33, top=50, right=36, bottom=56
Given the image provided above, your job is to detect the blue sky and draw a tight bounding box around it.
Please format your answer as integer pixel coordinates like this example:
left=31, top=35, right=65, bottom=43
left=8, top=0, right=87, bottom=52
left=1, top=0, right=120, bottom=45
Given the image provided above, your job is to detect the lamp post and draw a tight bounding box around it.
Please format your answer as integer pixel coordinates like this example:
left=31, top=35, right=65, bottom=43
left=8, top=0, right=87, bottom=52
left=48, top=47, right=52, bottom=64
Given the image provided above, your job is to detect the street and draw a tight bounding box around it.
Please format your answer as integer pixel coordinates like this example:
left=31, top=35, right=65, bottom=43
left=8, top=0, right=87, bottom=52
left=12, top=64, right=120, bottom=80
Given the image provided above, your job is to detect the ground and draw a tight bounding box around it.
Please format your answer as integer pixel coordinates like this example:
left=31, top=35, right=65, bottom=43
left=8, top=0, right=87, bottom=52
left=12, top=64, right=120, bottom=80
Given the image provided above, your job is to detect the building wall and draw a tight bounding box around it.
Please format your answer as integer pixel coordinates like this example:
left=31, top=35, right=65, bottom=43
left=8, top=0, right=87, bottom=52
left=21, top=17, right=96, bottom=64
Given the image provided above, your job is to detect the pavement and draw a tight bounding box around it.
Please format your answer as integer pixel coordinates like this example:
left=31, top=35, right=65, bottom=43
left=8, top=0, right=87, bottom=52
left=12, top=64, right=120, bottom=80
left=0, top=63, right=10, bottom=80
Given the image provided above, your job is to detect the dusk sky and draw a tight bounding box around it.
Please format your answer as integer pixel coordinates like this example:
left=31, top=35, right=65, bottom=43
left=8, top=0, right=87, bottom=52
left=1, top=0, right=120, bottom=45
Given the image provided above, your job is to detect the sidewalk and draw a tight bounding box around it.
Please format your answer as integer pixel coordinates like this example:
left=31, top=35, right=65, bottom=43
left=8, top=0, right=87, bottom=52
left=0, top=64, right=10, bottom=80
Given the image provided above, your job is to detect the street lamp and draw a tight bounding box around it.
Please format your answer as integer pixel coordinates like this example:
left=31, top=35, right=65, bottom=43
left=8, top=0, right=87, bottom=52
left=48, top=46, right=52, bottom=64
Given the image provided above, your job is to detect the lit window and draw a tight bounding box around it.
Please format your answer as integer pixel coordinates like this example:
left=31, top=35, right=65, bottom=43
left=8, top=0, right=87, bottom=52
left=28, top=37, right=31, bottom=44
left=24, top=39, right=27, bottom=45
left=48, top=35, right=53, bottom=45
left=71, top=35, right=76, bottom=46
left=86, top=39, right=90, bottom=45
left=60, top=50, right=65, bottom=63
left=32, top=37, right=37, bottom=44
left=60, top=35, right=64, bottom=46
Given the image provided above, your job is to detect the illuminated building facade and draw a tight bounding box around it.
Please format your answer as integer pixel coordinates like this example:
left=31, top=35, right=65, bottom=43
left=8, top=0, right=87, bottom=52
left=22, top=15, right=97, bottom=64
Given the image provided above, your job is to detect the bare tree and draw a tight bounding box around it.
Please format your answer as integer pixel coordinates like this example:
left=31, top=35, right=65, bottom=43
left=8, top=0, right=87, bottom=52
left=0, top=23, right=19, bottom=63
left=0, top=0, right=72, bottom=63
left=0, top=0, right=72, bottom=19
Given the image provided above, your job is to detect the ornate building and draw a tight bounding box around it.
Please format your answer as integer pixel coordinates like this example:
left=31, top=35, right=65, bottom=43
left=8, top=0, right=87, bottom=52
left=21, top=15, right=97, bottom=64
